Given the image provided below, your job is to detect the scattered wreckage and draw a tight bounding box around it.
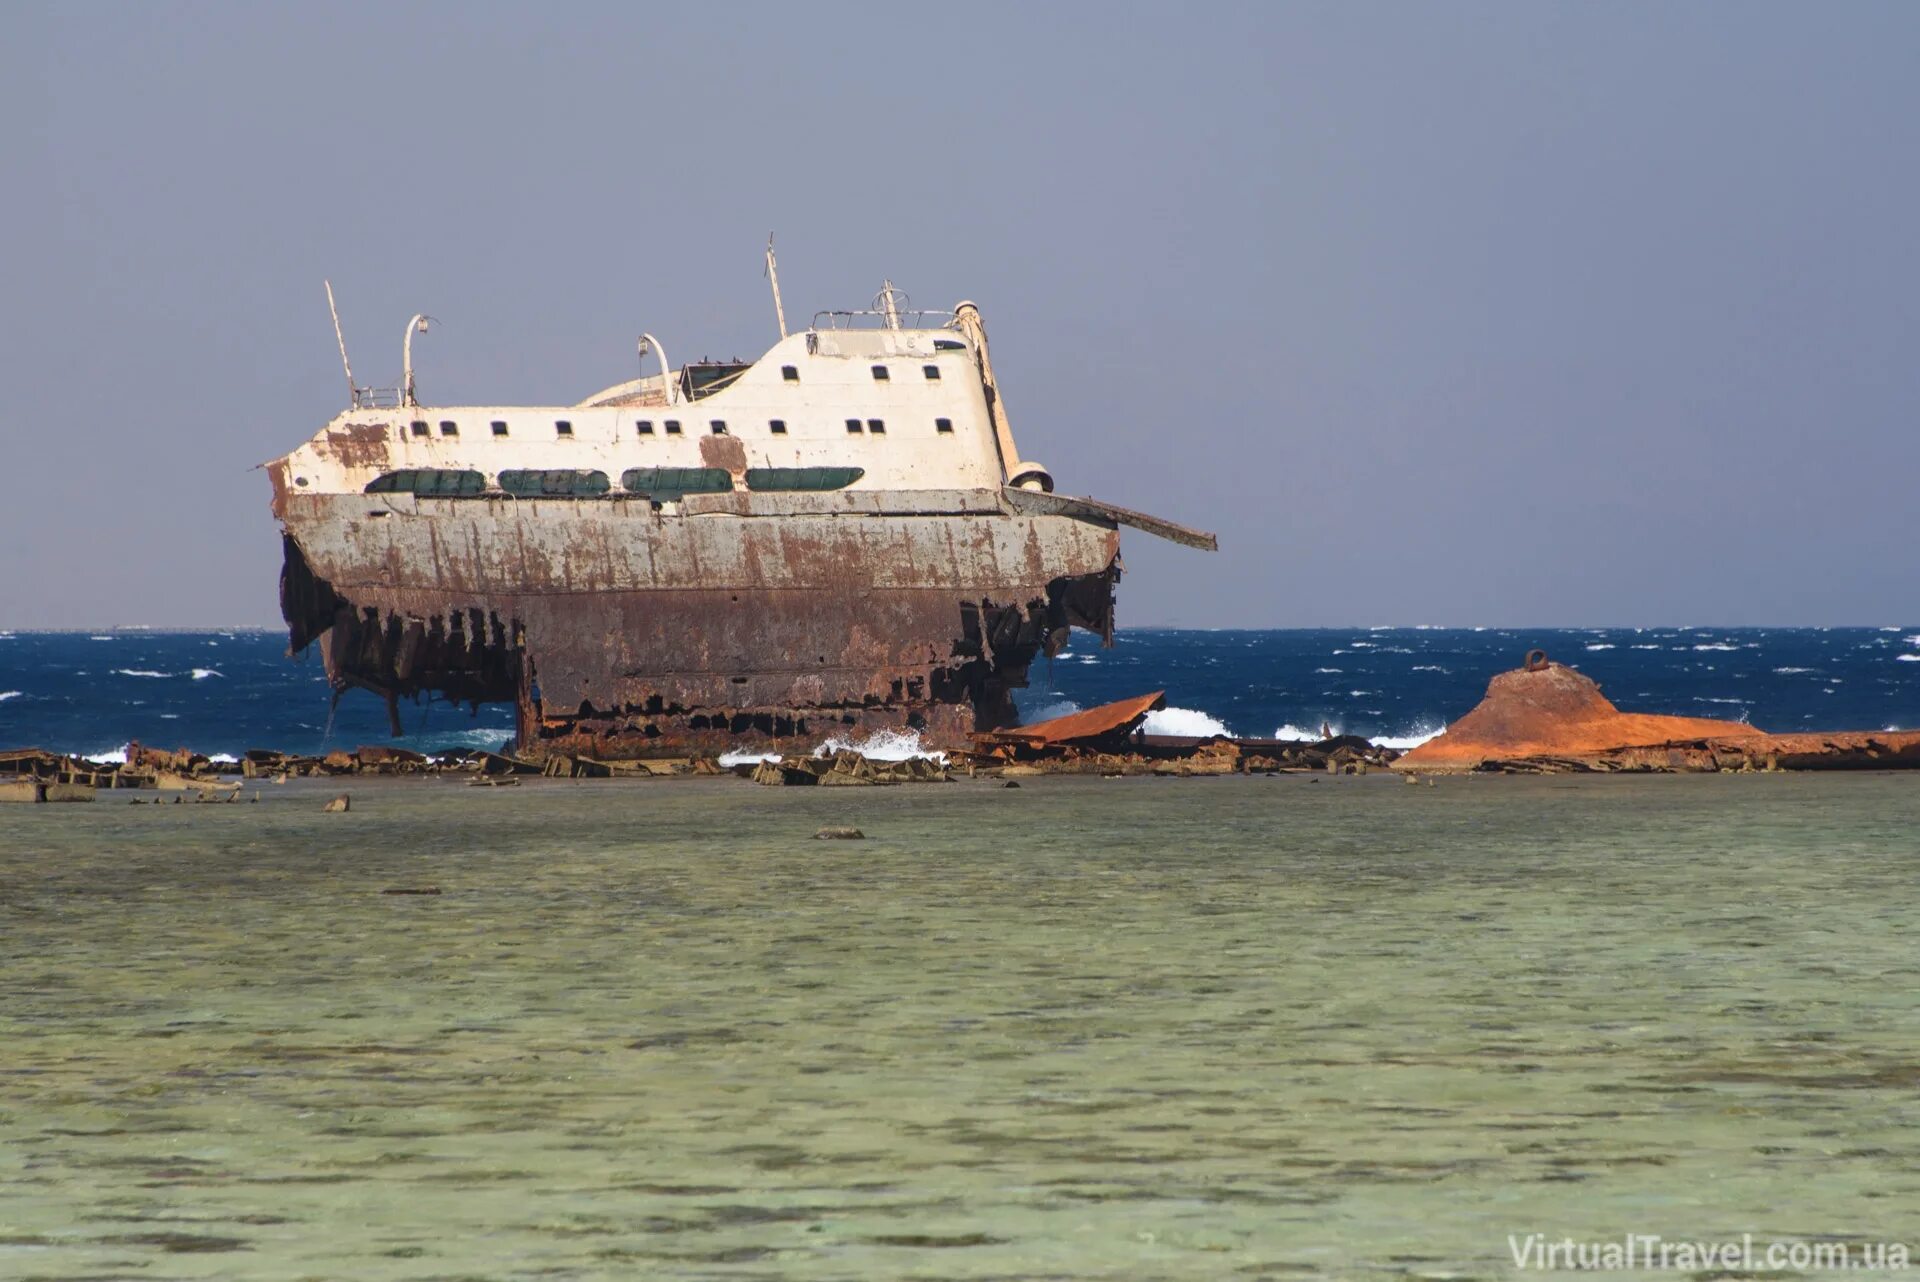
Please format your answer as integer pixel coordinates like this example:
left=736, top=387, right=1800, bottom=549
left=9, top=652, right=1914, bottom=803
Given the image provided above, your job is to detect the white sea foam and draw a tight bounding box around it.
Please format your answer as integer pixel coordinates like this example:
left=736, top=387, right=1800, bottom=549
left=89, top=635, right=114, bottom=641
left=1905, top=635, right=1920, bottom=647
left=0, top=691, right=20, bottom=702
left=415, top=729, right=514, bottom=755
left=1631, top=644, right=1661, bottom=650
left=208, top=753, right=239, bottom=765
left=1314, top=667, right=1343, bottom=674
left=1021, top=699, right=1082, bottom=723
left=814, top=728, right=947, bottom=762
left=1897, top=654, right=1920, bottom=663
left=1773, top=667, right=1816, bottom=674
left=113, top=668, right=172, bottom=678
left=717, top=750, right=782, bottom=767
left=1585, top=643, right=1615, bottom=651
left=190, top=668, right=222, bottom=680
left=1272, top=721, right=1446, bottom=750
left=85, top=745, right=129, bottom=764
left=1410, top=665, right=1449, bottom=673
left=1371, top=724, right=1447, bottom=750
left=1693, top=643, right=1738, bottom=652
left=1141, top=706, right=1232, bottom=737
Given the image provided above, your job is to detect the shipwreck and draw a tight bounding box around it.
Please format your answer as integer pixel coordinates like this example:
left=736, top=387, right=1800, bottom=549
left=269, top=257, right=1215, bottom=758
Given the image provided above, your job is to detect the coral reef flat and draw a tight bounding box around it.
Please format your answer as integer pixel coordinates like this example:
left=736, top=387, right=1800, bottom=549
left=3, top=774, right=1918, bottom=1278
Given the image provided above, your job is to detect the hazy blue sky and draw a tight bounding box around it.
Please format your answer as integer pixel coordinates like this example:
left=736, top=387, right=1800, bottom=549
left=3, top=2, right=1916, bottom=628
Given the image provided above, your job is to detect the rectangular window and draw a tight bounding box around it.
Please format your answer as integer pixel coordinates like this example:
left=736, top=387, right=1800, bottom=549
left=636, top=420, right=654, bottom=435
left=710, top=420, right=727, bottom=435
left=867, top=418, right=885, bottom=434
left=935, top=417, right=954, bottom=433
left=410, top=420, right=429, bottom=437
left=923, top=365, right=941, bottom=380
left=491, top=420, right=509, bottom=437
left=769, top=419, right=787, bottom=434
left=845, top=418, right=863, bottom=433
left=870, top=365, right=890, bottom=381
left=439, top=421, right=458, bottom=437
left=555, top=420, right=573, bottom=437
left=665, top=419, right=682, bottom=434
left=781, top=365, right=799, bottom=382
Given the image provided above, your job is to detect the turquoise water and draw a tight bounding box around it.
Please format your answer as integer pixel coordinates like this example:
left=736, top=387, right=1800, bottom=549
left=3, top=773, right=1918, bottom=1278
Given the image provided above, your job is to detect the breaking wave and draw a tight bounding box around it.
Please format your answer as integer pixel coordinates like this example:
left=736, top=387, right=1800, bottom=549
left=84, top=745, right=129, bottom=764
left=716, top=750, right=782, bottom=767
left=0, top=690, right=21, bottom=702
left=190, top=668, right=222, bottom=680
left=1897, top=654, right=1920, bottom=663
left=1272, top=721, right=1446, bottom=750
left=1585, top=643, right=1615, bottom=651
left=1693, top=643, right=1739, bottom=652
left=413, top=728, right=514, bottom=755
left=113, top=669, right=171, bottom=678
left=1141, top=706, right=1231, bottom=737
left=814, top=728, right=947, bottom=762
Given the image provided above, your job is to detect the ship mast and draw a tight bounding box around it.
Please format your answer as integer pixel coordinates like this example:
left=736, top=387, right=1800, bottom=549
left=764, top=234, right=788, bottom=339
left=324, top=280, right=355, bottom=404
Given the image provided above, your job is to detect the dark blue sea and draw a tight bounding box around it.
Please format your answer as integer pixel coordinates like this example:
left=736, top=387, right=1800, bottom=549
left=1, top=627, right=1917, bottom=760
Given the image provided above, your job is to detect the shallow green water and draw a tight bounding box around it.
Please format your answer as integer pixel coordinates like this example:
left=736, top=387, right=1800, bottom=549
left=2, top=773, right=1918, bottom=1279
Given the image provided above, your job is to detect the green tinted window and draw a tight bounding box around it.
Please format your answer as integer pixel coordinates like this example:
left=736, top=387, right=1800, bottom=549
left=619, top=467, right=733, bottom=499
left=364, top=469, right=486, bottom=497
left=743, top=467, right=865, bottom=492
left=497, top=469, right=611, bottom=498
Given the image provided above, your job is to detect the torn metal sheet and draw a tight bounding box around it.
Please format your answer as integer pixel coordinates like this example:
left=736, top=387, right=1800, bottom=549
left=1002, top=489, right=1220, bottom=551
left=974, top=690, right=1167, bottom=748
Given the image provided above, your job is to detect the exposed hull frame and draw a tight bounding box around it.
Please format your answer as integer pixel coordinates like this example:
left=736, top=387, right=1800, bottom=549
left=278, top=489, right=1123, bottom=757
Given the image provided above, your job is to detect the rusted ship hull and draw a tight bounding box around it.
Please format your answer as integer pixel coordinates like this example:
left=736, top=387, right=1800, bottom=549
left=278, top=489, right=1122, bottom=757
